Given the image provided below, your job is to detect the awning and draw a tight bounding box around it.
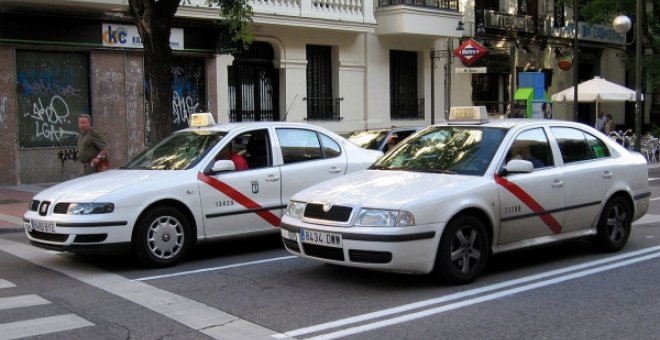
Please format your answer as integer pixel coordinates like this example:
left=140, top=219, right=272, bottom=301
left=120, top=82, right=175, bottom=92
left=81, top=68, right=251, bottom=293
left=514, top=88, right=534, bottom=101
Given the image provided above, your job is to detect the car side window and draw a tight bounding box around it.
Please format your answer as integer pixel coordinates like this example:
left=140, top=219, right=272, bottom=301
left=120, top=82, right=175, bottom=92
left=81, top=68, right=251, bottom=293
left=276, top=128, right=324, bottom=164
left=505, top=128, right=553, bottom=169
left=550, top=127, right=610, bottom=164
left=320, top=133, right=342, bottom=158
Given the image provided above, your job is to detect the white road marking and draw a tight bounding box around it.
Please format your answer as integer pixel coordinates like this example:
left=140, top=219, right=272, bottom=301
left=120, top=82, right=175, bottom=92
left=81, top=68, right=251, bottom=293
left=0, top=279, right=15, bottom=289
left=307, top=251, right=660, bottom=340
left=136, top=256, right=297, bottom=281
left=275, top=245, right=660, bottom=339
left=650, top=197, right=660, bottom=201
left=0, top=238, right=292, bottom=340
left=0, top=314, right=93, bottom=340
left=649, top=177, right=660, bottom=181
left=0, top=294, right=50, bottom=311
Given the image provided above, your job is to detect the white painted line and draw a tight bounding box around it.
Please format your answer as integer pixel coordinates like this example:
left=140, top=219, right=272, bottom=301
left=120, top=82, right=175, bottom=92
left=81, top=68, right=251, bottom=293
left=0, top=314, right=93, bottom=340
left=0, top=238, right=289, bottom=340
left=0, top=294, right=50, bottom=311
left=276, top=245, right=660, bottom=339
left=650, top=197, right=660, bottom=201
left=0, top=279, right=15, bottom=289
left=308, top=251, right=660, bottom=340
left=649, top=178, right=660, bottom=181
left=136, top=256, right=297, bottom=281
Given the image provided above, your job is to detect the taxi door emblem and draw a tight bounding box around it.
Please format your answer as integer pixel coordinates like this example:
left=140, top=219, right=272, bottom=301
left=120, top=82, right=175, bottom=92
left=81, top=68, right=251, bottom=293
left=251, top=181, right=259, bottom=194
left=322, top=202, right=333, bottom=212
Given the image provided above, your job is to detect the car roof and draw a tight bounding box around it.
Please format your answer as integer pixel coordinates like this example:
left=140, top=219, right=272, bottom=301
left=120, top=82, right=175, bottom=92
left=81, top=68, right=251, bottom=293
left=176, top=121, right=335, bottom=134
left=435, top=118, right=587, bottom=130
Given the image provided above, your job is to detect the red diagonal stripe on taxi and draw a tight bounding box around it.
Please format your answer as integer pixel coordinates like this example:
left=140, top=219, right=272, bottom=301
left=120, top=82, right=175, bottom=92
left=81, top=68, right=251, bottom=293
left=197, top=172, right=281, bottom=227
left=494, top=174, right=562, bottom=234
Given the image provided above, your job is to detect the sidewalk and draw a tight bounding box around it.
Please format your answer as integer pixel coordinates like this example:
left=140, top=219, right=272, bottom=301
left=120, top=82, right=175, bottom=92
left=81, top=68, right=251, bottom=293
left=0, top=183, right=54, bottom=233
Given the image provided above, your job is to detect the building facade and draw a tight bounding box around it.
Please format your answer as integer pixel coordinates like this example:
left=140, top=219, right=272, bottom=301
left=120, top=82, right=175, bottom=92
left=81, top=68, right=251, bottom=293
left=0, top=0, right=649, bottom=185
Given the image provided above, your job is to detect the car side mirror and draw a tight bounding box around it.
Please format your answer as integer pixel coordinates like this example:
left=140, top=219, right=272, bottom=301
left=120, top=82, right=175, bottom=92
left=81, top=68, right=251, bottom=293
left=505, top=159, right=534, bottom=174
left=211, top=160, right=236, bottom=173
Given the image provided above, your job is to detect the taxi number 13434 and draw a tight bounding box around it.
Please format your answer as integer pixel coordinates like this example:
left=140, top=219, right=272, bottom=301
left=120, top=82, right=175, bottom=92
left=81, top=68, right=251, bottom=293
left=299, top=228, right=342, bottom=248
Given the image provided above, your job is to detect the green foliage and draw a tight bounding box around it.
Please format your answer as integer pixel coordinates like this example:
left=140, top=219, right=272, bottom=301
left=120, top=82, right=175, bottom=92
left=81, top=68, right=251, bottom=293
left=209, top=0, right=254, bottom=50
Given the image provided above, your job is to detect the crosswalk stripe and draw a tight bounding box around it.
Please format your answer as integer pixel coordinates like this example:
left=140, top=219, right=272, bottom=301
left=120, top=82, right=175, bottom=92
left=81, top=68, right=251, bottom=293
left=0, top=314, right=94, bottom=340
left=0, top=294, right=50, bottom=311
left=0, top=280, right=15, bottom=289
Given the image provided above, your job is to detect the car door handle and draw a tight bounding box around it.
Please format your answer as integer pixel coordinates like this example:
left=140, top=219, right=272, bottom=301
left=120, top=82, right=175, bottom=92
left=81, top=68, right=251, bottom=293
left=602, top=170, right=613, bottom=179
left=329, top=167, right=342, bottom=174
left=265, top=175, right=280, bottom=182
left=552, top=179, right=564, bottom=188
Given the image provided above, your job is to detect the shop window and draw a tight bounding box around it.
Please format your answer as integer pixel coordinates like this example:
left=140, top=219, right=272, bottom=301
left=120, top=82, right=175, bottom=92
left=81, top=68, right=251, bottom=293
left=16, top=51, right=90, bottom=148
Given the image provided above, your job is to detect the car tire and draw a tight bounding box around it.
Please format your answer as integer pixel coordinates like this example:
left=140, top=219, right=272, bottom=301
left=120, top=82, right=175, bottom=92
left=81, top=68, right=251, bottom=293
left=594, top=196, right=631, bottom=252
left=433, top=215, right=489, bottom=285
left=133, top=206, right=191, bottom=268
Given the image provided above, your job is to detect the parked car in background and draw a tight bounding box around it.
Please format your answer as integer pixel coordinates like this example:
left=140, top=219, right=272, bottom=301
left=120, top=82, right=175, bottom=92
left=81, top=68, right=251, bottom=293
left=24, top=114, right=383, bottom=268
left=281, top=107, right=650, bottom=284
left=346, top=127, right=423, bottom=153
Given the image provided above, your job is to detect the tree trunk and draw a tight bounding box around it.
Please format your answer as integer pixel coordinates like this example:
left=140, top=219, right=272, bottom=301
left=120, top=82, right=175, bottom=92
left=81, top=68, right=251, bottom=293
left=129, top=0, right=180, bottom=144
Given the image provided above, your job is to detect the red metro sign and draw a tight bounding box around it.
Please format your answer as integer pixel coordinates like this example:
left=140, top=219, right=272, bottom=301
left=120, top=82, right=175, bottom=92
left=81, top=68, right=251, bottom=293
left=453, top=38, right=488, bottom=66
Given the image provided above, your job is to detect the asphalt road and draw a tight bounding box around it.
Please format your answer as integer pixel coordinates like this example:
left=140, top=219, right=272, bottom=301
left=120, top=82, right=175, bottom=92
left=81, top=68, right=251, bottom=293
left=1, top=169, right=660, bottom=339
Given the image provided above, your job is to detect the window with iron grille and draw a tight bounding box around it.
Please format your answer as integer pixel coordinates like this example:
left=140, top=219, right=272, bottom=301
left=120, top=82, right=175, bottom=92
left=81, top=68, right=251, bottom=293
left=390, top=50, right=423, bottom=119
left=305, top=45, right=341, bottom=121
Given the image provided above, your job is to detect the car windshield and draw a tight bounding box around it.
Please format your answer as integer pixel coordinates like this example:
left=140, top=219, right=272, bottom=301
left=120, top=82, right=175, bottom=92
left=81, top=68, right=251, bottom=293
left=370, top=126, right=507, bottom=176
left=347, top=130, right=389, bottom=150
left=122, top=130, right=226, bottom=170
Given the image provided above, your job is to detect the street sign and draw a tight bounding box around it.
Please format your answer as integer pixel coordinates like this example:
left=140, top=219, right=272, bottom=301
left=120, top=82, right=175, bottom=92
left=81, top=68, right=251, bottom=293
left=455, top=67, right=487, bottom=74
left=453, top=39, right=488, bottom=66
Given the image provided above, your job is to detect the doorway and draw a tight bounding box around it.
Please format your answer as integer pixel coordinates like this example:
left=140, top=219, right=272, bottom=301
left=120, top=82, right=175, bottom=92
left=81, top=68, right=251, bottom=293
left=228, top=42, right=279, bottom=122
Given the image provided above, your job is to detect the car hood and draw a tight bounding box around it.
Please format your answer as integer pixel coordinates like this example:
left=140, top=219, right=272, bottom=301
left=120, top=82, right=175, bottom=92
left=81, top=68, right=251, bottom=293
left=293, top=169, right=484, bottom=210
left=33, top=170, right=183, bottom=202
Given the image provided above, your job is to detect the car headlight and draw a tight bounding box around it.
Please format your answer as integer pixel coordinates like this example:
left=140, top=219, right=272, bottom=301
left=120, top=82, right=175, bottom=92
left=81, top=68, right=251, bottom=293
left=286, top=201, right=306, bottom=219
left=355, top=209, right=415, bottom=227
left=66, top=203, right=115, bottom=215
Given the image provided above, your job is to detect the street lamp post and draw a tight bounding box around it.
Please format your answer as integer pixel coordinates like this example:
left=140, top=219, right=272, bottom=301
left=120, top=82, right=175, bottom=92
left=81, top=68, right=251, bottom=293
left=613, top=1, right=643, bottom=151
left=429, top=21, right=464, bottom=125
left=430, top=48, right=451, bottom=125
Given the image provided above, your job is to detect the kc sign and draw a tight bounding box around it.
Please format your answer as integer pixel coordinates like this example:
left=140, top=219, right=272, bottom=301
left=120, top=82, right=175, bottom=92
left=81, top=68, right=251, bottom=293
left=453, top=39, right=488, bottom=66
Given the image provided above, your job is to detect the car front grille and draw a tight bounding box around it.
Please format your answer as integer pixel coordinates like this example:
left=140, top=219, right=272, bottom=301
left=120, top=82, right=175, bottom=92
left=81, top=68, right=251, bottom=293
left=54, top=203, right=70, bottom=214
left=30, top=200, right=39, bottom=211
left=348, top=249, right=392, bottom=264
left=302, top=243, right=344, bottom=261
left=282, top=237, right=300, bottom=253
left=28, top=230, right=68, bottom=242
left=304, top=203, right=353, bottom=222
left=74, top=234, right=108, bottom=243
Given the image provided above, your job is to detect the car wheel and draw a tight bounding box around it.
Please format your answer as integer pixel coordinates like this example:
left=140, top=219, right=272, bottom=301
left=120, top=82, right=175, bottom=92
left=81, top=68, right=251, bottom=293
left=433, top=215, right=489, bottom=285
left=133, top=206, right=191, bottom=268
left=594, top=196, right=631, bottom=252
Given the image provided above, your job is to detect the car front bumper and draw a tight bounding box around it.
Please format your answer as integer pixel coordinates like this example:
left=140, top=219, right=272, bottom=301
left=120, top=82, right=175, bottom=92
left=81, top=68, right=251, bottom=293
left=280, top=220, right=444, bottom=274
left=23, top=210, right=135, bottom=255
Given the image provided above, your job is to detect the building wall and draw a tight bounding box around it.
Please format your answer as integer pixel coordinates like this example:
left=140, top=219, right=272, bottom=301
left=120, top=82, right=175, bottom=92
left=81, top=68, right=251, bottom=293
left=0, top=47, right=19, bottom=185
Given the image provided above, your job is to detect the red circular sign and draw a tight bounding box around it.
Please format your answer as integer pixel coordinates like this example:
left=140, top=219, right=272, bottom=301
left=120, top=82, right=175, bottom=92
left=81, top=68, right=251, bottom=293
left=453, top=38, right=488, bottom=66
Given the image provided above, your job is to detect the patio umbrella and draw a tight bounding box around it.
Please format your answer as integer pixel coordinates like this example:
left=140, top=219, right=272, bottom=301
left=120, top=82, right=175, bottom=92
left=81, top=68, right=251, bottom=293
left=551, top=76, right=642, bottom=121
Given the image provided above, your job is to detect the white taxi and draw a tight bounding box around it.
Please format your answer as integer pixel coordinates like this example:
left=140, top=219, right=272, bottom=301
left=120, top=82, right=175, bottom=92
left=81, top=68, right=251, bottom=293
left=24, top=113, right=382, bottom=267
left=281, top=107, right=650, bottom=284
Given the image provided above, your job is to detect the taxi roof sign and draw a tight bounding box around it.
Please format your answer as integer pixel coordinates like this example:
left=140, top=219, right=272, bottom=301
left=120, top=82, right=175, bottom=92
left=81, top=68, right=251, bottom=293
left=448, top=106, right=489, bottom=124
left=190, top=112, right=216, bottom=127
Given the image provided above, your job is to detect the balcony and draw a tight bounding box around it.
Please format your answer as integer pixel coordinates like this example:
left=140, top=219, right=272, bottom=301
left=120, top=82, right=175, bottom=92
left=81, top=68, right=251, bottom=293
left=375, top=0, right=462, bottom=37
left=181, top=0, right=377, bottom=32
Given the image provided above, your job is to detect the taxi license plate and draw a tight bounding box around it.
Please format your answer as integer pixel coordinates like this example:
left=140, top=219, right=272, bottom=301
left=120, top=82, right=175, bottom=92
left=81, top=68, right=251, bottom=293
left=299, top=228, right=342, bottom=248
left=31, top=219, right=57, bottom=233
